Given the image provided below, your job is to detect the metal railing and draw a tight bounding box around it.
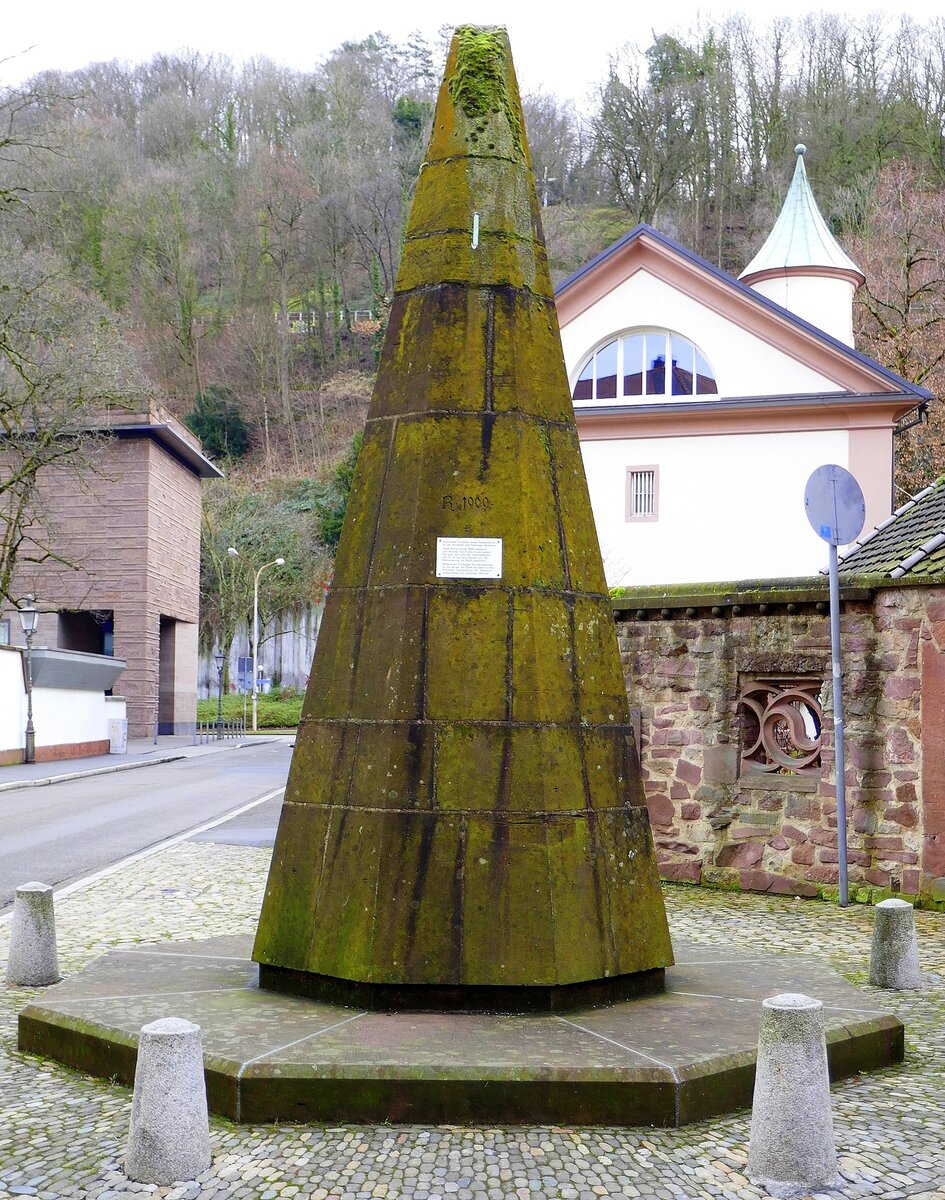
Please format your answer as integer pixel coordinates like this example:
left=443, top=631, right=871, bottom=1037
left=194, top=718, right=247, bottom=744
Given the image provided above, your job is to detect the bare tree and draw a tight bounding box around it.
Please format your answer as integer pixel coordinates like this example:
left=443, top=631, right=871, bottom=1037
left=0, top=245, right=145, bottom=603
left=845, top=161, right=945, bottom=493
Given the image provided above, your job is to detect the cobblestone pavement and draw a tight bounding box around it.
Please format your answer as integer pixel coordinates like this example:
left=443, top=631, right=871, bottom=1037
left=1, top=840, right=943, bottom=1200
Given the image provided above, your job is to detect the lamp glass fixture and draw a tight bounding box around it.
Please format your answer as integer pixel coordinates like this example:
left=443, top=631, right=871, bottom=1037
left=18, top=596, right=38, bottom=637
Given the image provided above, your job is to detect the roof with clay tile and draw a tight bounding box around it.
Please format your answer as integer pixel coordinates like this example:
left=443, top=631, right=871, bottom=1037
left=839, top=478, right=945, bottom=580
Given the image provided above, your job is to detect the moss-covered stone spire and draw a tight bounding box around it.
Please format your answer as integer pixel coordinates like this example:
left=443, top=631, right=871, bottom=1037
left=253, top=27, right=673, bottom=1009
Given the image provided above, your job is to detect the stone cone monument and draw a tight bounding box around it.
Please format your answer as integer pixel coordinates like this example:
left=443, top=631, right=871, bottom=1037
left=253, top=25, right=673, bottom=1010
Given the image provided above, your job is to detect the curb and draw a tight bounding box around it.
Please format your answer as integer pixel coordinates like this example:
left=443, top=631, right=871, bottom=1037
left=0, top=738, right=281, bottom=795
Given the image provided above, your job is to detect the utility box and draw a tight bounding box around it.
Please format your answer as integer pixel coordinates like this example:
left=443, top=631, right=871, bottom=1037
left=108, top=717, right=128, bottom=754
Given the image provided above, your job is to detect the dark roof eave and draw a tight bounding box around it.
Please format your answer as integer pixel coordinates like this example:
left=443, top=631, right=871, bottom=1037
left=105, top=423, right=223, bottom=478
left=574, top=391, right=926, bottom=420
left=555, top=223, right=931, bottom=402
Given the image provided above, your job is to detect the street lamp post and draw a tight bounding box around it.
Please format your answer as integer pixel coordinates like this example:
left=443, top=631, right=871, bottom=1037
left=17, top=595, right=38, bottom=764
left=214, top=649, right=226, bottom=738
left=228, top=548, right=284, bottom=733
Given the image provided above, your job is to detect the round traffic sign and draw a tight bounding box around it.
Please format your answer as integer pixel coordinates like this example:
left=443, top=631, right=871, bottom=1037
left=804, top=464, right=866, bottom=546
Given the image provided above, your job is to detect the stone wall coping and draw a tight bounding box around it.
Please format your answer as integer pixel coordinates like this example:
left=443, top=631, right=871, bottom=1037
left=611, top=577, right=872, bottom=613
left=611, top=572, right=945, bottom=614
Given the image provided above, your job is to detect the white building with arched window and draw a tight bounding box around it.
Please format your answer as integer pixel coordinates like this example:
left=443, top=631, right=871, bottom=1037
left=556, top=148, right=930, bottom=587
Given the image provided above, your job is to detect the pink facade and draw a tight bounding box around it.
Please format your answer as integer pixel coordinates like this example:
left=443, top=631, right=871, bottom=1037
left=555, top=225, right=929, bottom=586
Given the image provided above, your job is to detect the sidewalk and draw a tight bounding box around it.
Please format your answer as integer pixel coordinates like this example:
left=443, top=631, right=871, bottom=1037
left=0, top=822, right=942, bottom=1199
left=0, top=734, right=287, bottom=793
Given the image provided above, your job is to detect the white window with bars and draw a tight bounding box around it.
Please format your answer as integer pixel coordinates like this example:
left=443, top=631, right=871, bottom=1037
left=626, top=466, right=658, bottom=521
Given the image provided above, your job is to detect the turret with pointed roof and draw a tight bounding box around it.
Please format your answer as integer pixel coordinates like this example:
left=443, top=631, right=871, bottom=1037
left=740, top=146, right=864, bottom=346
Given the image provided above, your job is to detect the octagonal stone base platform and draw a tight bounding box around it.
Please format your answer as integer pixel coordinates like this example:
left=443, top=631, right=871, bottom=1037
left=18, top=935, right=903, bottom=1127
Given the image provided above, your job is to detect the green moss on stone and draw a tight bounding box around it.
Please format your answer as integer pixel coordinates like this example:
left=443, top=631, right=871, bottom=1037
left=403, top=158, right=538, bottom=249
left=462, top=815, right=556, bottom=982
left=346, top=722, right=435, bottom=809
left=298, top=590, right=361, bottom=720
left=504, top=727, right=587, bottom=812
left=545, top=818, right=608, bottom=979
left=448, top=26, right=523, bottom=157
left=397, top=229, right=551, bottom=293
left=599, top=809, right=675, bottom=969
left=426, top=588, right=509, bottom=720
left=491, top=291, right=572, bottom=422
left=367, top=413, right=564, bottom=590
left=584, top=728, right=647, bottom=809
left=369, top=811, right=464, bottom=982
left=282, top=721, right=350, bottom=807
left=372, top=289, right=489, bottom=418
left=511, top=591, right=577, bottom=723
left=351, top=588, right=425, bottom=720
left=548, top=427, right=608, bottom=594
left=435, top=725, right=505, bottom=810
left=298, top=807, right=383, bottom=979
left=608, top=578, right=870, bottom=612
left=253, top=802, right=332, bottom=969
left=573, top=595, right=632, bottom=723
left=332, top=421, right=392, bottom=588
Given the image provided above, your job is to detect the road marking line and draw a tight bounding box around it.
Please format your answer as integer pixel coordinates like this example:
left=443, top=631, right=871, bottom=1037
left=0, top=786, right=285, bottom=924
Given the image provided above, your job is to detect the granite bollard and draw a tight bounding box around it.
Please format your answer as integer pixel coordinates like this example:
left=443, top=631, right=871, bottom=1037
left=869, top=897, right=921, bottom=989
left=6, top=882, right=60, bottom=986
left=747, top=993, right=839, bottom=1197
left=124, top=1017, right=211, bottom=1184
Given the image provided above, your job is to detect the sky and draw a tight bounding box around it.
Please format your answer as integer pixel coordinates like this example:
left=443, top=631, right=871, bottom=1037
left=4, top=0, right=945, bottom=108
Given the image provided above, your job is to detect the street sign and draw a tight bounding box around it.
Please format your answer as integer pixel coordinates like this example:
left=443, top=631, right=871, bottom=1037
left=804, top=463, right=865, bottom=546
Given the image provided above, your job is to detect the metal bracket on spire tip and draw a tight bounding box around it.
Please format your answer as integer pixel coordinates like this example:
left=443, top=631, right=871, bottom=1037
left=471, top=212, right=480, bottom=250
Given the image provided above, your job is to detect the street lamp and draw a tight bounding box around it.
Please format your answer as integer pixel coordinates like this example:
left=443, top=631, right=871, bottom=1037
left=17, top=595, right=38, bottom=764
left=228, top=548, right=285, bottom=733
left=213, top=649, right=226, bottom=738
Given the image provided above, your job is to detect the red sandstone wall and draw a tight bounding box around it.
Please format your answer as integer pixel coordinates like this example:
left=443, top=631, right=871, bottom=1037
left=615, top=585, right=944, bottom=907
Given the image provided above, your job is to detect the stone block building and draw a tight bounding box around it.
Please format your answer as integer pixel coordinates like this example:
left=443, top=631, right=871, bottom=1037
left=1, top=405, right=220, bottom=740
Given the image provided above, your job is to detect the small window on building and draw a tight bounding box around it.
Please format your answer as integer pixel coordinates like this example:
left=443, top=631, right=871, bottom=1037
left=739, top=677, right=823, bottom=777
left=626, top=466, right=658, bottom=521
left=0, top=619, right=9, bottom=646
left=573, top=328, right=718, bottom=405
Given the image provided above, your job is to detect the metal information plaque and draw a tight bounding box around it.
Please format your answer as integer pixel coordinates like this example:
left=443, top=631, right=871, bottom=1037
left=435, top=537, right=503, bottom=579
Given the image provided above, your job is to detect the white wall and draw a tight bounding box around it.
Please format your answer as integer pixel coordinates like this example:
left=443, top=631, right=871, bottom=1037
left=0, top=646, right=126, bottom=757
left=560, top=270, right=844, bottom=398
left=582, top=429, right=850, bottom=587
left=749, top=274, right=857, bottom=347
left=0, top=649, right=26, bottom=754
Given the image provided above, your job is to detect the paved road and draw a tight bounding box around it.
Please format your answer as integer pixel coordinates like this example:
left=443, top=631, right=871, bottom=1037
left=0, top=740, right=291, bottom=911
left=190, top=791, right=285, bottom=848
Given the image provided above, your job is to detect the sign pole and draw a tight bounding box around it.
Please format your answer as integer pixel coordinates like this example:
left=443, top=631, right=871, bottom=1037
left=804, top=464, right=865, bottom=909
left=828, top=540, right=849, bottom=907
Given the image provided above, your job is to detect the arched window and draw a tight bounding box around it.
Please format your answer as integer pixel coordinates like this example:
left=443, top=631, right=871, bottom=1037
left=572, top=329, right=718, bottom=404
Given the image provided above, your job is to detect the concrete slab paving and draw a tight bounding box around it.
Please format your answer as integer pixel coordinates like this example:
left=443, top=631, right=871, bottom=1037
left=0, top=838, right=942, bottom=1198
left=18, top=936, right=902, bottom=1127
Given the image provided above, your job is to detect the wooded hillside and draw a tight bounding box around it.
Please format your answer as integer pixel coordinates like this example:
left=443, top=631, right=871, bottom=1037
left=4, top=14, right=945, bottom=640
